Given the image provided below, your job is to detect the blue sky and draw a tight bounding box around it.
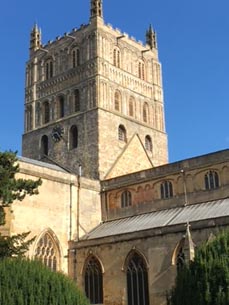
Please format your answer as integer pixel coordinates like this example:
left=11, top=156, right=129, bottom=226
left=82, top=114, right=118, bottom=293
left=0, top=0, right=228, bottom=162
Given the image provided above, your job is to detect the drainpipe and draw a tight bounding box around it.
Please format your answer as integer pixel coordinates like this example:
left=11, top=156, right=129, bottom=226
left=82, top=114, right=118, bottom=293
left=69, top=182, right=73, bottom=240
left=76, top=165, right=81, bottom=241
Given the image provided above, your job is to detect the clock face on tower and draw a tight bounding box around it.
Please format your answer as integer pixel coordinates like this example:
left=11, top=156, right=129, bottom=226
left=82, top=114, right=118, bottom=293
left=51, top=125, right=64, bottom=143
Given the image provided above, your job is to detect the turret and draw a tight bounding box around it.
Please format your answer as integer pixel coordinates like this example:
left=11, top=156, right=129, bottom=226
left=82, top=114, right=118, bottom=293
left=30, top=24, right=42, bottom=55
left=146, top=24, right=157, bottom=49
left=90, top=0, right=103, bottom=20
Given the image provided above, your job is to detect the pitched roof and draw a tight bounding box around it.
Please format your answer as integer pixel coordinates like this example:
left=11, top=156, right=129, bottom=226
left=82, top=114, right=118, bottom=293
left=81, top=198, right=229, bottom=241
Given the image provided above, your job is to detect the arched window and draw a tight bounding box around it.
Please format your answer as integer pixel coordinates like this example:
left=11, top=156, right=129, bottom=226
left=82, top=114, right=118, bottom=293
left=160, top=181, right=173, bottom=199
left=69, top=125, right=78, bottom=149
left=121, top=190, right=132, bottom=208
left=114, top=90, right=121, bottom=111
left=35, top=231, right=60, bottom=272
left=145, top=135, right=152, bottom=152
left=57, top=96, right=65, bottom=118
left=126, top=252, right=149, bottom=305
left=113, top=48, right=120, bottom=68
left=72, top=48, right=80, bottom=68
left=129, top=97, right=135, bottom=117
left=118, top=125, right=127, bottom=142
left=138, top=61, right=145, bottom=80
left=45, top=59, right=53, bottom=80
left=205, top=170, right=220, bottom=190
left=143, top=102, right=149, bottom=123
left=74, top=89, right=80, bottom=112
left=41, top=135, right=49, bottom=156
left=42, top=101, right=50, bottom=124
left=84, top=256, right=103, bottom=304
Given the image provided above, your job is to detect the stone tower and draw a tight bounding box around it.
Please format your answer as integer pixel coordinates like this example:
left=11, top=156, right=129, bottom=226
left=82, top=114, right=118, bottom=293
left=22, top=0, right=168, bottom=179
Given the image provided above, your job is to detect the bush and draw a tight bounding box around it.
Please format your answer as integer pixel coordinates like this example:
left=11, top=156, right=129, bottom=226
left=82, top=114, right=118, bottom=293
left=168, top=230, right=229, bottom=305
left=0, top=258, right=89, bottom=305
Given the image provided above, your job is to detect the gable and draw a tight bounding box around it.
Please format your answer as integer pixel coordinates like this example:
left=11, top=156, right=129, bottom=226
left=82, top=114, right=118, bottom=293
left=105, top=134, right=153, bottom=179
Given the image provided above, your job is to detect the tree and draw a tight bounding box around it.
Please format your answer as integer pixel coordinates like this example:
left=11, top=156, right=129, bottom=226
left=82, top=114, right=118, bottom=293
left=0, top=151, right=42, bottom=257
left=168, top=230, right=229, bottom=305
left=0, top=258, right=89, bottom=305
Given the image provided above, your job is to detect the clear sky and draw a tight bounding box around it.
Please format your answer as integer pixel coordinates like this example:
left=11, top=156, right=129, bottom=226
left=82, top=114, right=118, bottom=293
left=0, top=0, right=228, bottom=162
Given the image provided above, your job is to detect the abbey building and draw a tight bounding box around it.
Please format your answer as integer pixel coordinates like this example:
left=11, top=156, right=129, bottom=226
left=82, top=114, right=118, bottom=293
left=2, top=1, right=229, bottom=305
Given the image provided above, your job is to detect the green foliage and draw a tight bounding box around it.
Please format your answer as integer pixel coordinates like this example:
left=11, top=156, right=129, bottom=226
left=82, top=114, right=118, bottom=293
left=168, top=230, right=229, bottom=305
left=0, top=232, right=35, bottom=259
left=0, top=258, right=89, bottom=305
left=0, top=151, right=42, bottom=207
left=0, top=150, right=42, bottom=257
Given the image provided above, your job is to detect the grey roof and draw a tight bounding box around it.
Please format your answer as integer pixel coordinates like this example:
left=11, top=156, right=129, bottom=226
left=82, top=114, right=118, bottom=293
left=19, top=156, right=68, bottom=173
left=82, top=198, right=229, bottom=240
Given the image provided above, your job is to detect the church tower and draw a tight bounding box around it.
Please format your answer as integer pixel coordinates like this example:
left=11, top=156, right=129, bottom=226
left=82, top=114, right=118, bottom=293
left=22, top=0, right=168, bottom=179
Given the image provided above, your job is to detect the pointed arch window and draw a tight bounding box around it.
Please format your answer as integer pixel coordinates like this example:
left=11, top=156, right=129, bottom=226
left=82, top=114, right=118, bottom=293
left=160, top=181, right=173, bottom=199
left=205, top=170, right=220, bottom=190
left=69, top=125, right=78, bottom=149
left=143, top=102, right=149, bottom=123
left=35, top=232, right=60, bottom=272
left=121, top=190, right=132, bottom=208
left=74, top=89, right=80, bottom=112
left=42, top=101, right=50, bottom=124
left=145, top=135, right=152, bottom=152
left=114, top=90, right=121, bottom=111
left=57, top=95, right=65, bottom=118
left=41, top=135, right=49, bottom=156
left=126, top=252, right=149, bottom=305
left=72, top=48, right=80, bottom=68
left=118, top=125, right=127, bottom=142
left=84, top=256, right=103, bottom=304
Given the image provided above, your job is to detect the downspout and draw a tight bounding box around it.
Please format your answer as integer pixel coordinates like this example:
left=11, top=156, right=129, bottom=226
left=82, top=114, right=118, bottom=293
left=76, top=165, right=82, bottom=241
left=69, top=182, right=73, bottom=240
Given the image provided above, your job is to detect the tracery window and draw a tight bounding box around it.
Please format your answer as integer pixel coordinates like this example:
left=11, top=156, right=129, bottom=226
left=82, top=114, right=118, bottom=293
left=205, top=170, right=220, bottom=190
left=41, top=135, right=49, bottom=156
left=160, top=181, right=173, bottom=199
left=126, top=252, right=149, bottom=305
left=42, top=101, right=50, bottom=124
left=121, top=190, right=132, bottom=208
left=57, top=95, right=65, bottom=118
left=114, top=90, right=121, bottom=111
left=69, top=125, right=78, bottom=149
left=84, top=256, right=103, bottom=304
left=118, top=125, right=127, bottom=142
left=45, top=59, right=53, bottom=80
left=35, top=232, right=60, bottom=271
left=145, top=135, right=152, bottom=152
left=74, top=89, right=80, bottom=112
